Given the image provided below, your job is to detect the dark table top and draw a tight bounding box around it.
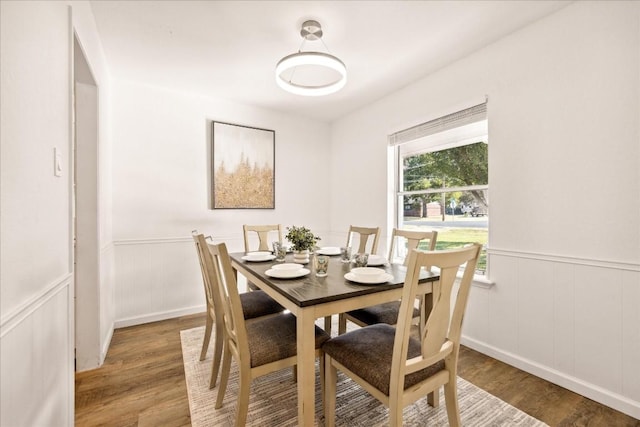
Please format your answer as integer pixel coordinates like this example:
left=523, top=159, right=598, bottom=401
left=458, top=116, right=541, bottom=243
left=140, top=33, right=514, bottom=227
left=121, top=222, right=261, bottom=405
left=230, top=252, right=439, bottom=308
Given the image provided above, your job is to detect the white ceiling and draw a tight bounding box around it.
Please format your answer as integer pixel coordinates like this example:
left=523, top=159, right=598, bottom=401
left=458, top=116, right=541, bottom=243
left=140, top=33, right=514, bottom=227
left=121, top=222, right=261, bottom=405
left=89, top=0, right=570, bottom=123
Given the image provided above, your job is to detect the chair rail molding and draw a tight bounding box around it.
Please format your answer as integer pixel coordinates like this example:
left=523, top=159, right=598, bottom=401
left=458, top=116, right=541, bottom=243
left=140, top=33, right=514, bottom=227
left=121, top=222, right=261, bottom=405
left=0, top=272, right=73, bottom=336
left=487, top=247, right=640, bottom=272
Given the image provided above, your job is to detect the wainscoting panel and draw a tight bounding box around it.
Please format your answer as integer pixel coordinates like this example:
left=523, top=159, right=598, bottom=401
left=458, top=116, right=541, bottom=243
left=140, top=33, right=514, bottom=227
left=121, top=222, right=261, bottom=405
left=462, top=250, right=640, bottom=419
left=0, top=274, right=73, bottom=427
left=487, top=255, right=519, bottom=354
left=114, top=238, right=205, bottom=327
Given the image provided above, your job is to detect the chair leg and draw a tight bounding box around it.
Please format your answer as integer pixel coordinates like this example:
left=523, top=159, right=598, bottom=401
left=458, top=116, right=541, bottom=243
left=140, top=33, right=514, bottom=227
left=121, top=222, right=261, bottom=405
left=200, top=315, right=213, bottom=361
left=209, top=320, right=224, bottom=389
left=389, top=396, right=403, bottom=427
left=235, top=363, right=252, bottom=427
left=427, top=387, right=440, bottom=407
left=324, top=315, right=332, bottom=335
left=324, top=356, right=337, bottom=427
left=319, top=353, right=325, bottom=411
left=338, top=313, right=347, bottom=335
left=215, top=347, right=232, bottom=409
left=444, top=379, right=461, bottom=427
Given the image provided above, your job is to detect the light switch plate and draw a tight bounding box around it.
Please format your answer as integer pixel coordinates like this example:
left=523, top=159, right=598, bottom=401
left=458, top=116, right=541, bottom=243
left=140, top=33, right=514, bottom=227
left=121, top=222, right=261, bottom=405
left=54, top=147, right=62, bottom=177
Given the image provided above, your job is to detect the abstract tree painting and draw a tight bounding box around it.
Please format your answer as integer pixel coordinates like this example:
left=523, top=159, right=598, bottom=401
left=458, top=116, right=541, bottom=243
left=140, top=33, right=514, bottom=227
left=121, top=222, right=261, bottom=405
left=212, top=121, right=275, bottom=209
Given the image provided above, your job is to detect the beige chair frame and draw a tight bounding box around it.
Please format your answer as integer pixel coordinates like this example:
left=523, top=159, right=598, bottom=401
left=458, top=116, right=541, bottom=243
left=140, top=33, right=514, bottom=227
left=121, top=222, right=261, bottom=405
left=242, top=224, right=282, bottom=252
left=324, top=244, right=482, bottom=427
left=346, top=225, right=380, bottom=254
left=209, top=241, right=325, bottom=426
left=192, top=231, right=225, bottom=388
left=387, top=228, right=438, bottom=266
left=327, top=225, right=381, bottom=334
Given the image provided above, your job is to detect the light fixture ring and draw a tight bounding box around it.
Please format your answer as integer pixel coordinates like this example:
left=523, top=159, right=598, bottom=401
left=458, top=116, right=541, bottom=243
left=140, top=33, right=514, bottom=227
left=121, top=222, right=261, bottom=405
left=275, top=20, right=347, bottom=96
left=275, top=51, right=347, bottom=96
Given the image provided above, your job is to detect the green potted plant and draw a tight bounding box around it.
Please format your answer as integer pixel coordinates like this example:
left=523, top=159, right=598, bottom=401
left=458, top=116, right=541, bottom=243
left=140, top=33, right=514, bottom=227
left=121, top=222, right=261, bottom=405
left=285, top=225, right=321, bottom=263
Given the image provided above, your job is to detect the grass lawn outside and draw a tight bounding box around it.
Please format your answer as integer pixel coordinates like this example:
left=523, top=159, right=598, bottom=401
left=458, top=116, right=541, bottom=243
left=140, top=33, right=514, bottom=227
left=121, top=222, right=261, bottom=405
left=405, top=221, right=488, bottom=273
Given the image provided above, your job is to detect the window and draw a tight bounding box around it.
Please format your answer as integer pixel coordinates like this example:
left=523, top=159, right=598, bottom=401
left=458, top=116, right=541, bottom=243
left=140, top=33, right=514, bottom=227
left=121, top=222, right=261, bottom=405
left=391, top=103, right=488, bottom=275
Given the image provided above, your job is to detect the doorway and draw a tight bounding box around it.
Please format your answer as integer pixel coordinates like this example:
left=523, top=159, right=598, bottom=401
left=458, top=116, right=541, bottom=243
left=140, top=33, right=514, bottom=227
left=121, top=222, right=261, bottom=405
left=73, top=34, right=101, bottom=371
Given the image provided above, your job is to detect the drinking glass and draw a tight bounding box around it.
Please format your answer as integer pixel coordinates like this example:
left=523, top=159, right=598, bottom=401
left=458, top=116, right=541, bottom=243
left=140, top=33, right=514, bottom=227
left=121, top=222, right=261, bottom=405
left=353, top=253, right=369, bottom=267
left=314, top=254, right=329, bottom=277
left=272, top=241, right=286, bottom=262
left=340, top=246, right=352, bottom=263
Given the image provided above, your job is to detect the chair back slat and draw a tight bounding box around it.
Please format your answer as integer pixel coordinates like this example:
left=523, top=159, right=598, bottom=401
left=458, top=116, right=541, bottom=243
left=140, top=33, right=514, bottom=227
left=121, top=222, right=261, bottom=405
left=387, top=228, right=438, bottom=266
left=243, top=224, right=282, bottom=252
left=192, top=232, right=223, bottom=323
left=346, top=225, right=380, bottom=254
left=207, top=241, right=250, bottom=363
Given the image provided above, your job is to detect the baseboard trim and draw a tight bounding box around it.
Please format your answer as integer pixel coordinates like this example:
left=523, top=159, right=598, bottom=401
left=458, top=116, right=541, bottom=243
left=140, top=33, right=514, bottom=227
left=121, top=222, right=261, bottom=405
left=1, top=272, right=73, bottom=337
left=461, top=335, right=640, bottom=420
left=101, top=322, right=114, bottom=365
left=114, top=304, right=206, bottom=329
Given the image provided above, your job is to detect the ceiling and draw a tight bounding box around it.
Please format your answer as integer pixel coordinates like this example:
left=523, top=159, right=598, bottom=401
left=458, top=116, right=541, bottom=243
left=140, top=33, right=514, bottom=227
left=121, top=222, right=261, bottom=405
left=89, top=1, right=570, bottom=123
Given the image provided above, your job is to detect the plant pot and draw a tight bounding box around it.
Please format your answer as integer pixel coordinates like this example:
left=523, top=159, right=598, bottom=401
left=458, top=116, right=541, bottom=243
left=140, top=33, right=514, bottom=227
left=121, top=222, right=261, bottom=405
left=292, top=249, right=310, bottom=264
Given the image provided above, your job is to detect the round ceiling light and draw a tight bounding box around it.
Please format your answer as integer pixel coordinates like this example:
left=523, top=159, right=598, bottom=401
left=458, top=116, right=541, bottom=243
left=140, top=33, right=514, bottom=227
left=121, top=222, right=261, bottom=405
left=275, top=20, right=347, bottom=97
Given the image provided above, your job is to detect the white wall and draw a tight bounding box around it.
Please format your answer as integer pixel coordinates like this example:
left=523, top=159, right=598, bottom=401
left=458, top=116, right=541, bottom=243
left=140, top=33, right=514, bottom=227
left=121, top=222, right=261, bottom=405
left=111, top=80, right=331, bottom=326
left=1, top=0, right=113, bottom=424
left=0, top=1, right=73, bottom=425
left=330, top=1, right=640, bottom=419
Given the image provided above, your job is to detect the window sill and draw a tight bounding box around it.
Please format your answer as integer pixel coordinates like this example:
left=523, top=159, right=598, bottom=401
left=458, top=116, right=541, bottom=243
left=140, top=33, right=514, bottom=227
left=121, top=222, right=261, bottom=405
left=430, top=267, right=494, bottom=289
left=471, top=275, right=494, bottom=289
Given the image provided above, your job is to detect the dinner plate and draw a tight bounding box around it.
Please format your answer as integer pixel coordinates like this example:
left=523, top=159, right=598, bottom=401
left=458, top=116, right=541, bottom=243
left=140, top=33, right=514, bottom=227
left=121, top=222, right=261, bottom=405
left=265, top=267, right=310, bottom=279
left=271, top=263, right=303, bottom=271
left=242, top=253, right=276, bottom=262
left=366, top=255, right=388, bottom=266
left=317, top=246, right=341, bottom=256
left=344, top=271, right=394, bottom=284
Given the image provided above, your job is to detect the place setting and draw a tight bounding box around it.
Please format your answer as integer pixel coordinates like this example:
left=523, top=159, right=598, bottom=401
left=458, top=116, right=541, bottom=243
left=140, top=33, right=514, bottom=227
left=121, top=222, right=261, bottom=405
left=344, top=252, right=393, bottom=284
left=241, top=251, right=276, bottom=262
left=265, top=263, right=310, bottom=279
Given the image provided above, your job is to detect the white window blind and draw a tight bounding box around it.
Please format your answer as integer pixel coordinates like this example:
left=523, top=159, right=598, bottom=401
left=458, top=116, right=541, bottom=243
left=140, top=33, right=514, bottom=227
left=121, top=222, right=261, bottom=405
left=388, top=102, right=487, bottom=146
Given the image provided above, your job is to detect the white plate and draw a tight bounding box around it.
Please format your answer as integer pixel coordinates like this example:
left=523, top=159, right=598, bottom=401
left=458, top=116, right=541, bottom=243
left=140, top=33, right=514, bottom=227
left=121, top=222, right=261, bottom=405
left=271, top=263, right=303, bottom=271
left=317, top=246, right=341, bottom=256
left=344, top=271, right=394, bottom=284
left=266, top=268, right=310, bottom=279
left=350, top=267, right=386, bottom=276
left=366, top=255, right=388, bottom=266
left=242, top=253, right=276, bottom=262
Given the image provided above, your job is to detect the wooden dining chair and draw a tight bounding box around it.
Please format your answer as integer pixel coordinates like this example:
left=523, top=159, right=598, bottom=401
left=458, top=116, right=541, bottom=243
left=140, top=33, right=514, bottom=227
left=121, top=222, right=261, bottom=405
left=191, top=231, right=284, bottom=389
left=208, top=241, right=330, bottom=426
left=323, top=225, right=381, bottom=334
left=243, top=224, right=283, bottom=291
left=338, top=228, right=438, bottom=334
left=346, top=225, right=380, bottom=255
left=323, top=243, right=482, bottom=427
left=242, top=224, right=282, bottom=252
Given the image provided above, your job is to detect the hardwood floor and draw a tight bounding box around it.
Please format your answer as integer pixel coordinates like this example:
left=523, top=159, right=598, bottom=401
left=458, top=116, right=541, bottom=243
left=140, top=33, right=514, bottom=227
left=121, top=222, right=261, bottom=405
left=75, top=313, right=639, bottom=427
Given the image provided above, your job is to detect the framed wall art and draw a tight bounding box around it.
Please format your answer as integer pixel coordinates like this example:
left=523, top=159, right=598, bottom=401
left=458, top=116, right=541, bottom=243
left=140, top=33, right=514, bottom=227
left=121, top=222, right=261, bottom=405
left=211, top=121, right=275, bottom=209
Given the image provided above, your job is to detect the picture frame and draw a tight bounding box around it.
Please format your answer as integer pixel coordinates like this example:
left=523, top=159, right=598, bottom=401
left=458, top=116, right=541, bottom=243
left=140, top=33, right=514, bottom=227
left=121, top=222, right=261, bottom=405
left=211, top=121, right=275, bottom=209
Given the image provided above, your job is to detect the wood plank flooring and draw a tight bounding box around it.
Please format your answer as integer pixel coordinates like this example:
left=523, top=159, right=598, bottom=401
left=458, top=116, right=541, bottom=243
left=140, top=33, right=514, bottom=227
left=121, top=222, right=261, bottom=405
left=75, top=313, right=639, bottom=426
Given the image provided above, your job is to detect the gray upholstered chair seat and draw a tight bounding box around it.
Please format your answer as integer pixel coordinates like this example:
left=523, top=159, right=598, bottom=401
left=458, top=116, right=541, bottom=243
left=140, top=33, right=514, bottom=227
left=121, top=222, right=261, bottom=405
left=246, top=313, right=330, bottom=368
left=240, top=290, right=283, bottom=319
left=322, top=323, right=444, bottom=395
left=346, top=301, right=420, bottom=326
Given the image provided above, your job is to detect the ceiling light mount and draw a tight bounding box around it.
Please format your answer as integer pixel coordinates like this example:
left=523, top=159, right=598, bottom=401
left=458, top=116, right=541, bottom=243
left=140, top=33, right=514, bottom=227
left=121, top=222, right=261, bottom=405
left=275, top=20, right=347, bottom=97
left=300, top=20, right=323, bottom=40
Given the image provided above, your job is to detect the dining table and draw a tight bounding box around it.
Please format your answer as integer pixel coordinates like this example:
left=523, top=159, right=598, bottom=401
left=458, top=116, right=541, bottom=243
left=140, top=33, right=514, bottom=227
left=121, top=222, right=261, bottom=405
left=229, top=250, right=440, bottom=426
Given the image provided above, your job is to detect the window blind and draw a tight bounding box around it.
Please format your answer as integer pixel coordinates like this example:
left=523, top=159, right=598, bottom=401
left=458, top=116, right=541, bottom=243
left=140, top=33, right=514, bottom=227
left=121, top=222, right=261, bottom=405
left=388, top=102, right=487, bottom=146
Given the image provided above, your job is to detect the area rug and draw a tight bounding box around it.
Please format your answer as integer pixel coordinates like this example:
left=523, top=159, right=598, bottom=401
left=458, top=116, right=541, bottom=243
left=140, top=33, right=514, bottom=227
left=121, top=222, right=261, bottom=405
left=181, top=325, right=548, bottom=426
